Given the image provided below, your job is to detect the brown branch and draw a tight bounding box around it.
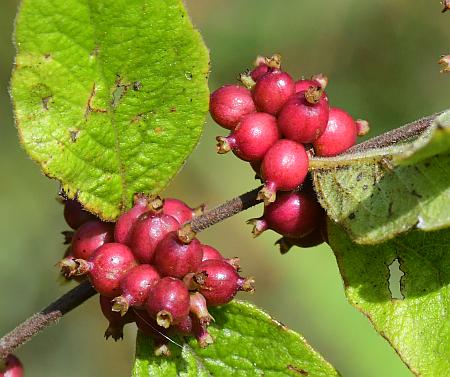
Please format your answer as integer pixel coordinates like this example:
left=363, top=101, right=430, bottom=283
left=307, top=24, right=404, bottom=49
left=0, top=281, right=96, bottom=361
left=0, top=108, right=442, bottom=362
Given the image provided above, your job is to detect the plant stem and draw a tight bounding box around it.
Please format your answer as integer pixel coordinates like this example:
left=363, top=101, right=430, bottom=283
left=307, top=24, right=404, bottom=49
left=0, top=109, right=442, bottom=362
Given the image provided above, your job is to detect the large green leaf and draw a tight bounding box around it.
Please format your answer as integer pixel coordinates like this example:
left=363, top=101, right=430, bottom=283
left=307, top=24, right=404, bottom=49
left=329, top=222, right=450, bottom=376
left=11, top=0, right=209, bottom=220
left=133, top=301, right=339, bottom=377
left=312, top=111, right=450, bottom=244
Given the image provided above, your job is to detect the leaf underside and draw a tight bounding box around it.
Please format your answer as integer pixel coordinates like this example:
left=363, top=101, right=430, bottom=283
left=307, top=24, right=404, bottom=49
left=133, top=301, right=339, bottom=377
left=329, top=221, right=450, bottom=377
left=12, top=0, right=210, bottom=220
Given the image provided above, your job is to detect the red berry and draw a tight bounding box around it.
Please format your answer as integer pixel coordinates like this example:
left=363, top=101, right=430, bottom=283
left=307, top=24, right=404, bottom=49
left=114, top=195, right=152, bottom=245
left=201, top=244, right=223, bottom=262
left=87, top=243, right=137, bottom=297
left=112, top=264, right=160, bottom=315
left=0, top=355, right=23, bottom=377
left=145, top=277, right=190, bottom=328
left=63, top=199, right=96, bottom=229
left=163, top=198, right=199, bottom=225
left=250, top=64, right=270, bottom=81
left=251, top=191, right=323, bottom=238
left=216, top=112, right=280, bottom=162
left=153, top=232, right=203, bottom=278
left=71, top=220, right=114, bottom=260
left=277, top=90, right=329, bottom=143
left=99, top=296, right=135, bottom=341
left=194, top=260, right=254, bottom=306
left=189, top=292, right=213, bottom=325
left=209, top=85, right=256, bottom=130
left=313, top=107, right=358, bottom=156
left=252, top=70, right=295, bottom=115
left=276, top=227, right=325, bottom=254
left=128, top=212, right=180, bottom=264
left=258, top=140, right=309, bottom=204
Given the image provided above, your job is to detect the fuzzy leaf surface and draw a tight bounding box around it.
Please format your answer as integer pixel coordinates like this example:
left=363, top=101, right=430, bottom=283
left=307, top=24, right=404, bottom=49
left=133, top=301, right=339, bottom=377
left=329, top=222, right=450, bottom=376
left=313, top=111, right=450, bottom=244
left=12, top=0, right=209, bottom=219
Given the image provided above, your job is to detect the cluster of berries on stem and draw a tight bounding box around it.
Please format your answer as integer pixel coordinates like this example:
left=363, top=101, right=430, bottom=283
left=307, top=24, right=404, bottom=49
left=59, top=196, right=254, bottom=355
left=210, top=54, right=369, bottom=252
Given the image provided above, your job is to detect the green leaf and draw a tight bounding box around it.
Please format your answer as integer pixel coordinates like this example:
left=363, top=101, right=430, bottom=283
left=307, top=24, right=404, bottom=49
left=312, top=111, right=450, bottom=244
left=133, top=301, right=339, bottom=377
left=11, top=0, right=209, bottom=220
left=329, top=221, right=450, bottom=376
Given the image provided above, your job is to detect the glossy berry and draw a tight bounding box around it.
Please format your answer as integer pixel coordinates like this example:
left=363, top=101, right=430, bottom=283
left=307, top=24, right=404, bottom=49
left=201, top=244, right=223, bottom=262
left=251, top=191, right=324, bottom=239
left=194, top=259, right=254, bottom=306
left=112, top=264, right=160, bottom=315
left=163, top=198, right=201, bottom=225
left=258, top=140, right=309, bottom=204
left=313, top=107, right=358, bottom=157
left=129, top=212, right=180, bottom=264
left=153, top=232, right=203, bottom=278
left=71, top=220, right=114, bottom=260
left=252, top=70, right=295, bottom=115
left=100, top=296, right=135, bottom=341
left=145, top=277, right=190, bottom=328
left=277, top=89, right=329, bottom=143
left=114, top=194, right=152, bottom=245
left=216, top=112, right=280, bottom=162
left=250, top=63, right=270, bottom=82
left=86, top=243, right=137, bottom=297
left=63, top=199, right=96, bottom=229
left=275, top=227, right=325, bottom=254
left=209, top=85, right=256, bottom=130
left=0, top=355, right=23, bottom=377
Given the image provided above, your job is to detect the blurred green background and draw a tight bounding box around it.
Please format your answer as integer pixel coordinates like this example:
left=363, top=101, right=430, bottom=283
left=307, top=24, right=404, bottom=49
left=0, top=1, right=448, bottom=376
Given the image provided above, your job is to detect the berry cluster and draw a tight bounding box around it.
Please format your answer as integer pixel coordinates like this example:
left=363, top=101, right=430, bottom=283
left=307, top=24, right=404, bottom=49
left=59, top=197, right=254, bottom=355
left=210, top=54, right=369, bottom=251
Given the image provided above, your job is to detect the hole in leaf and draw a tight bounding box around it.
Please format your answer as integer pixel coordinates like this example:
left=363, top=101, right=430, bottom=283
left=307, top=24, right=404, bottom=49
left=388, top=258, right=404, bottom=300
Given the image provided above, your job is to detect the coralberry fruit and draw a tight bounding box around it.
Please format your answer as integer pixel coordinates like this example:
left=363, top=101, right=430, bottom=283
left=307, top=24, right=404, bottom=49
left=194, top=259, right=254, bottom=306
left=100, top=295, right=135, bottom=341
left=209, top=85, right=256, bottom=130
left=277, top=89, right=329, bottom=143
left=145, top=277, right=190, bottom=328
left=128, top=212, right=180, bottom=264
left=250, top=63, right=270, bottom=82
left=71, top=220, right=114, bottom=259
left=84, top=243, right=137, bottom=297
left=63, top=199, right=96, bottom=229
left=112, top=264, right=160, bottom=315
left=275, top=227, right=325, bottom=254
left=216, top=112, right=280, bottom=162
left=114, top=194, right=154, bottom=245
left=313, top=107, right=358, bottom=156
left=252, top=70, right=295, bottom=114
left=201, top=244, right=223, bottom=262
left=190, top=292, right=213, bottom=325
left=0, top=355, right=23, bottom=377
left=250, top=191, right=324, bottom=238
left=153, top=232, right=203, bottom=278
left=258, top=140, right=309, bottom=204
left=163, top=198, right=202, bottom=225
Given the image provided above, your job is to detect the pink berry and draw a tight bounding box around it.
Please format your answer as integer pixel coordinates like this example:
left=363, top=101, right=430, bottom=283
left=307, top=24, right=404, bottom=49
left=128, top=212, right=180, bottom=264
left=163, top=198, right=200, bottom=225
left=0, top=355, right=23, bottom=377
left=277, top=89, right=329, bottom=143
left=313, top=107, right=358, bottom=157
left=194, top=260, right=254, bottom=306
left=87, top=243, right=137, bottom=297
left=252, top=70, right=295, bottom=115
left=153, top=232, right=203, bottom=278
left=201, top=244, right=223, bottom=262
left=209, top=85, right=256, bottom=130
left=250, top=64, right=270, bottom=81
left=258, top=140, right=309, bottom=204
left=216, top=112, right=280, bottom=162
left=71, top=220, right=114, bottom=260
left=190, top=292, right=213, bottom=325
left=145, top=277, right=190, bottom=328
left=63, top=199, right=96, bottom=229
left=112, top=264, right=160, bottom=315
left=99, top=296, right=135, bottom=341
left=114, top=194, right=153, bottom=245
left=251, top=191, right=323, bottom=238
